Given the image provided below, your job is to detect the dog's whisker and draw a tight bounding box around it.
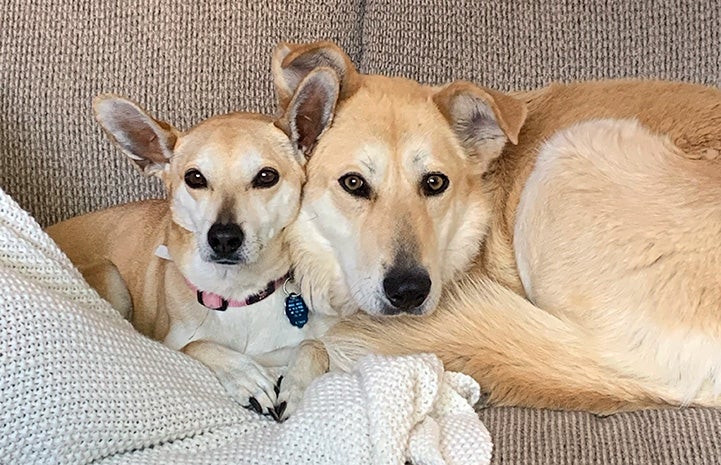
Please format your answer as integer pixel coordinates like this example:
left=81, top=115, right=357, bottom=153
left=349, top=276, right=371, bottom=294
left=349, top=277, right=373, bottom=304
left=298, top=212, right=319, bottom=223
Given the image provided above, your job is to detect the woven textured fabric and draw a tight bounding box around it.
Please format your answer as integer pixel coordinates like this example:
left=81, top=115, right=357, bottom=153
left=0, top=0, right=362, bottom=227
left=0, top=187, right=492, bottom=465
left=478, top=406, right=721, bottom=465
left=359, top=0, right=721, bottom=90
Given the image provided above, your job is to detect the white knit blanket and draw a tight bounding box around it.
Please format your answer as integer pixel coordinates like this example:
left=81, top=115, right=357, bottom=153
left=0, top=188, right=493, bottom=465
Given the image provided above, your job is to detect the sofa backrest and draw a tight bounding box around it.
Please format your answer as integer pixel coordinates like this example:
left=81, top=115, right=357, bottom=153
left=1, top=0, right=719, bottom=226
left=360, top=1, right=721, bottom=90
left=0, top=0, right=363, bottom=226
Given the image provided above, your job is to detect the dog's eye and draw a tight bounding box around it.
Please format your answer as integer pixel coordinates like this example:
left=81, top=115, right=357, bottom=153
left=184, top=169, right=208, bottom=189
left=252, top=167, right=280, bottom=189
left=421, top=172, right=449, bottom=196
left=339, top=173, right=372, bottom=199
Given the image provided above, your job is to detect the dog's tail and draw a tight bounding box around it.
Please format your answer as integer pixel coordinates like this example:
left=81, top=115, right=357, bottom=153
left=324, top=276, right=676, bottom=414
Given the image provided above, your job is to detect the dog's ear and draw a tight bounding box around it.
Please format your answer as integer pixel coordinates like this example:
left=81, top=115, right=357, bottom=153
left=275, top=68, right=340, bottom=161
left=433, top=81, right=527, bottom=172
left=272, top=41, right=360, bottom=114
left=93, top=95, right=178, bottom=176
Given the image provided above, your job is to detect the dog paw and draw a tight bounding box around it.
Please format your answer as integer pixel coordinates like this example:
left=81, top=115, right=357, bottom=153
left=274, top=374, right=307, bottom=421
left=214, top=357, right=279, bottom=416
left=271, top=339, right=329, bottom=421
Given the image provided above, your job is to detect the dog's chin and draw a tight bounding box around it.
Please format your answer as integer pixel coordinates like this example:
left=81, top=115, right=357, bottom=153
left=209, top=257, right=243, bottom=266
left=199, top=243, right=262, bottom=268
left=359, top=297, right=436, bottom=318
left=201, top=249, right=248, bottom=266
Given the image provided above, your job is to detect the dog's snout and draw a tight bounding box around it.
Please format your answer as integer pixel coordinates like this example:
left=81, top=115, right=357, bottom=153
left=207, top=222, right=244, bottom=256
left=383, top=266, right=431, bottom=312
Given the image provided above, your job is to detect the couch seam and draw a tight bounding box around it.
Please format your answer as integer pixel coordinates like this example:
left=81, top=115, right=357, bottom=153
left=357, top=0, right=367, bottom=71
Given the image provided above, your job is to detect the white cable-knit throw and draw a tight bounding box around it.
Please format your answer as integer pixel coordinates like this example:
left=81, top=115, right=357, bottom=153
left=0, top=187, right=493, bottom=465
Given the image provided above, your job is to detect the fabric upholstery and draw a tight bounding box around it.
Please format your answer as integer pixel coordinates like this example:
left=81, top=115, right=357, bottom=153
left=478, top=406, right=721, bottom=464
left=360, top=0, right=721, bottom=90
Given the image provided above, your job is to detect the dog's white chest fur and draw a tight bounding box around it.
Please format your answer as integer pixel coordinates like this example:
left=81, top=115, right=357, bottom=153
left=163, top=291, right=324, bottom=355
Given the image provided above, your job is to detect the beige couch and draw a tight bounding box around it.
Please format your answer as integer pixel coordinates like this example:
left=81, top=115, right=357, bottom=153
left=2, top=1, right=720, bottom=463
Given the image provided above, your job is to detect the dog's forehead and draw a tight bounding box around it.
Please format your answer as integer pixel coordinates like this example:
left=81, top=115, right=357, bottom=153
left=192, top=143, right=265, bottom=176
left=344, top=78, right=438, bottom=130
left=326, top=86, right=464, bottom=175
left=176, top=116, right=288, bottom=171
left=351, top=139, right=437, bottom=175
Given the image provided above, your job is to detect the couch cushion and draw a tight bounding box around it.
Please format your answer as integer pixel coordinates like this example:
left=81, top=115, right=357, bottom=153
left=479, top=406, right=721, bottom=464
left=0, top=0, right=363, bottom=226
left=359, top=0, right=721, bottom=90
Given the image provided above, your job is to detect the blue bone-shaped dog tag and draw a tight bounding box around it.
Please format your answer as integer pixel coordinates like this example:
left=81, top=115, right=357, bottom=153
left=285, top=293, right=309, bottom=328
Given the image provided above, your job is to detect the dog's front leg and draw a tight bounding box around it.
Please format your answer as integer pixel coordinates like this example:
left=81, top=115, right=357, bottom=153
left=275, top=339, right=330, bottom=420
left=182, top=340, right=279, bottom=416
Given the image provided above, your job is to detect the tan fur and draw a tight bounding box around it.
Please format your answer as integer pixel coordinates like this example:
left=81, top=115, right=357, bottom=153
left=274, top=42, right=721, bottom=413
left=46, top=86, right=342, bottom=419
left=47, top=113, right=303, bottom=341
left=47, top=200, right=172, bottom=337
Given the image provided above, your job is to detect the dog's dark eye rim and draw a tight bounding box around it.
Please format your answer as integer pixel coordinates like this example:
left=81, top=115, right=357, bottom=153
left=421, top=172, right=450, bottom=196
left=252, top=167, right=280, bottom=188
left=338, top=172, right=372, bottom=199
left=184, top=168, right=208, bottom=189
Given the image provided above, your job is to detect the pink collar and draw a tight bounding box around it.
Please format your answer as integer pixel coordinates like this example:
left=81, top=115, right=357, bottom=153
left=186, top=272, right=291, bottom=311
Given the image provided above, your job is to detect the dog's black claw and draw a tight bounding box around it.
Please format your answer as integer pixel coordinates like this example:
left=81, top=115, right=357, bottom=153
left=248, top=397, right=263, bottom=414
left=274, top=401, right=287, bottom=421
left=274, top=376, right=284, bottom=396
left=267, top=407, right=281, bottom=422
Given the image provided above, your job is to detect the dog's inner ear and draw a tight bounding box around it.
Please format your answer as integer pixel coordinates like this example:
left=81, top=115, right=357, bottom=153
left=94, top=96, right=177, bottom=176
left=433, top=82, right=528, bottom=172
left=273, top=41, right=359, bottom=115
left=276, top=68, right=340, bottom=160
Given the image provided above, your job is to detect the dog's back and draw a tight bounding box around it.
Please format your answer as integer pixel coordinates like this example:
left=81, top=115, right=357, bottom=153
left=46, top=199, right=169, bottom=320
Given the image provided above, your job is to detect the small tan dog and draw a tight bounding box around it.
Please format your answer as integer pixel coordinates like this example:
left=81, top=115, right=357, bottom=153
left=46, top=68, right=340, bottom=420
left=272, top=41, right=721, bottom=413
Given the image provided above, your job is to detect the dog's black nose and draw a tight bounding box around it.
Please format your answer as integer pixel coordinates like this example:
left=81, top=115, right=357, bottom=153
left=207, top=222, right=244, bottom=256
left=383, top=266, right=431, bottom=312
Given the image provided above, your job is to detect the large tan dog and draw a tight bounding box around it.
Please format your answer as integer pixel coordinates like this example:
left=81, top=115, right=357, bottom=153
left=46, top=69, right=341, bottom=419
left=273, top=41, right=721, bottom=413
